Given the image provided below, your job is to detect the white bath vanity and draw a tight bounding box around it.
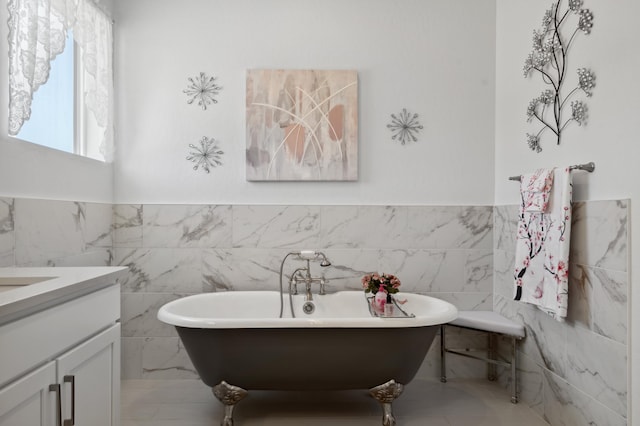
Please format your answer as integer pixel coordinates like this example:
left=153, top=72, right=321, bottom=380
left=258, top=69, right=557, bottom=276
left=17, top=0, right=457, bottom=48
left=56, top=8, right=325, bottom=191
left=0, top=267, right=127, bottom=426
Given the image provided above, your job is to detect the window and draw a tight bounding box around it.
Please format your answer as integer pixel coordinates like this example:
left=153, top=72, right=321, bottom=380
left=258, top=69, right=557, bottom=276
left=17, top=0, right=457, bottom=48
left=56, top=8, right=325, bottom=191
left=7, top=0, right=114, bottom=162
left=15, top=32, right=75, bottom=155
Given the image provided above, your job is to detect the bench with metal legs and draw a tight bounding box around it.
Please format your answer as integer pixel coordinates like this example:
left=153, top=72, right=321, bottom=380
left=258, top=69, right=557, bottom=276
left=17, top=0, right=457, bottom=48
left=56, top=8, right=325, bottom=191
left=440, top=311, right=525, bottom=404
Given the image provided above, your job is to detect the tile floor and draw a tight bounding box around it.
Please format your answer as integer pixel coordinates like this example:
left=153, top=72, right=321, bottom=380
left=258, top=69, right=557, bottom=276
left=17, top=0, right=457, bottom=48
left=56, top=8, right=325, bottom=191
left=121, top=377, right=550, bottom=426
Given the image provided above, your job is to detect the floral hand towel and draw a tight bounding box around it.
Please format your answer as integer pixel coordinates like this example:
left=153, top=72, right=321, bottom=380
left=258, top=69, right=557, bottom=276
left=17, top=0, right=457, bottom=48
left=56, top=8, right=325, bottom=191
left=514, top=167, right=572, bottom=321
left=521, top=168, right=554, bottom=212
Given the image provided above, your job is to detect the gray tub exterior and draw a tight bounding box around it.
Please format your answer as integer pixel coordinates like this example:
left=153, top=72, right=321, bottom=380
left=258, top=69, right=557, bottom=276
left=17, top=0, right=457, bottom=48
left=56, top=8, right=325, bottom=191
left=176, top=325, right=438, bottom=391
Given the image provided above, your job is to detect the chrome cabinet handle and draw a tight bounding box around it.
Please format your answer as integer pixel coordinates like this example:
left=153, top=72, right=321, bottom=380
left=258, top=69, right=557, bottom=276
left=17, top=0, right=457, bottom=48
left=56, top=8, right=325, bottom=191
left=49, top=384, right=62, bottom=426
left=63, top=375, right=75, bottom=426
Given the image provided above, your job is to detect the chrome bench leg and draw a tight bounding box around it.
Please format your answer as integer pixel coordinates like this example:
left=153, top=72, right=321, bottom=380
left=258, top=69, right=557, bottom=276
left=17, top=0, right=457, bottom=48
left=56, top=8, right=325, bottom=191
left=511, top=337, right=518, bottom=404
left=488, top=332, right=497, bottom=381
left=440, top=325, right=447, bottom=383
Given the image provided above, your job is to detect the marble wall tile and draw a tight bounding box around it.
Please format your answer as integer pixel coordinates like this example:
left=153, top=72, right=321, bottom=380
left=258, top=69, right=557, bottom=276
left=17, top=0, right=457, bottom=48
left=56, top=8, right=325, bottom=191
left=122, top=293, right=182, bottom=338
left=516, top=353, right=544, bottom=417
left=121, top=337, right=142, bottom=379
left=113, top=204, right=143, bottom=247
left=564, top=327, right=627, bottom=417
left=568, top=264, right=628, bottom=344
left=200, top=247, right=483, bottom=295
left=543, top=370, right=626, bottom=426
left=493, top=249, right=515, bottom=300
left=233, top=205, right=320, bottom=248
left=0, top=197, right=15, bottom=267
left=570, top=200, right=628, bottom=272
left=406, top=206, right=493, bottom=250
left=493, top=205, right=518, bottom=252
left=495, top=295, right=566, bottom=377
left=141, top=337, right=198, bottom=379
left=113, top=248, right=149, bottom=292
left=464, top=250, right=493, bottom=292
left=143, top=204, right=232, bottom=248
left=320, top=205, right=407, bottom=248
left=203, top=248, right=285, bottom=292
left=83, top=202, right=113, bottom=248
left=431, top=292, right=493, bottom=311
left=14, top=199, right=86, bottom=266
left=115, top=248, right=202, bottom=293
left=372, top=249, right=464, bottom=293
left=319, top=248, right=470, bottom=294
left=45, top=249, right=112, bottom=267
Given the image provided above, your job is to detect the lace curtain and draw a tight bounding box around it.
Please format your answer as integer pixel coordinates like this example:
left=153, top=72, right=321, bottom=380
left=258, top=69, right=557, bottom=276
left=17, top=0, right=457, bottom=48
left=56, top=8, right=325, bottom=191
left=7, top=0, right=114, bottom=161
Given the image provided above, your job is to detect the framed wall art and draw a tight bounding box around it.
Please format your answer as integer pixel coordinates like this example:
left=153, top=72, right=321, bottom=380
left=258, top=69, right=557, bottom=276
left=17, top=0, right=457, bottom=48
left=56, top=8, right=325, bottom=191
left=246, top=69, right=358, bottom=181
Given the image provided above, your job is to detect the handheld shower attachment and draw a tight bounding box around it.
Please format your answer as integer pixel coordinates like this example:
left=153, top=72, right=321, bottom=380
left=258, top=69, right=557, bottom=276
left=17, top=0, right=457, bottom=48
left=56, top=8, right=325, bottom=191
left=297, top=250, right=331, bottom=267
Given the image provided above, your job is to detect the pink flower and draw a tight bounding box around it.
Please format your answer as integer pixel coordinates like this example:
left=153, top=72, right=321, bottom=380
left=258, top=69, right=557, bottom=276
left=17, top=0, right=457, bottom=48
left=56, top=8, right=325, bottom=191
left=362, top=272, right=401, bottom=294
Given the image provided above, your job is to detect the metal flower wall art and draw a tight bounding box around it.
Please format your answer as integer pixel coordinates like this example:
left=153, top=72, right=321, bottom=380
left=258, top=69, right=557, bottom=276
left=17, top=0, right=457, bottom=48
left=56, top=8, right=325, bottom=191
left=184, top=72, right=222, bottom=110
left=523, top=0, right=596, bottom=153
left=187, top=136, right=224, bottom=173
left=387, top=108, right=423, bottom=145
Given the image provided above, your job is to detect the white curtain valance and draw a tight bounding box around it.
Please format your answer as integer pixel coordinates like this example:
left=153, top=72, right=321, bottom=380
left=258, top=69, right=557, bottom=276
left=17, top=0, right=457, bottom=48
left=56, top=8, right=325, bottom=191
left=7, top=0, right=114, bottom=161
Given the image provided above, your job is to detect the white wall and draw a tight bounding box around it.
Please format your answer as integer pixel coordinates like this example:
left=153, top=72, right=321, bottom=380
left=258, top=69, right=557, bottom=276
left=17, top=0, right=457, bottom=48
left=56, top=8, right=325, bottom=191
left=494, top=0, right=640, bottom=422
left=113, top=0, right=496, bottom=205
left=0, top=1, right=114, bottom=203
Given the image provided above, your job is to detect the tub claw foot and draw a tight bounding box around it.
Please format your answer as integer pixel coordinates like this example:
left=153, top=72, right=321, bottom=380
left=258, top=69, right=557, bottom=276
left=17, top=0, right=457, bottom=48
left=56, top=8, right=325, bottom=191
left=369, top=379, right=404, bottom=426
left=212, top=381, right=248, bottom=426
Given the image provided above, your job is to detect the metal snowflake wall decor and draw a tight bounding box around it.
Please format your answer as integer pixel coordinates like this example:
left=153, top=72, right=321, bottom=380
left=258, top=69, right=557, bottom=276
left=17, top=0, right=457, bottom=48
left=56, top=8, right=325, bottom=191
left=184, top=72, right=222, bottom=110
left=523, top=0, right=596, bottom=153
left=387, top=108, right=423, bottom=145
left=187, top=136, right=224, bottom=173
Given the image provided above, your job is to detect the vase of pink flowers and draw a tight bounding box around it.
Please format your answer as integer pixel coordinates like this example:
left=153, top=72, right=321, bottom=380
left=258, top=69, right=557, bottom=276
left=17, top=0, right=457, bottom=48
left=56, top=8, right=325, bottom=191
left=362, top=273, right=401, bottom=315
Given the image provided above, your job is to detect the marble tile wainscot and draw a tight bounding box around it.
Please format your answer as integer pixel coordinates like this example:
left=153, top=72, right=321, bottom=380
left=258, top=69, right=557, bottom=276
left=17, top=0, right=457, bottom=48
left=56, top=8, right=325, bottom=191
left=114, top=204, right=494, bottom=380
left=1, top=196, right=629, bottom=424
left=0, top=197, right=113, bottom=268
left=493, top=200, right=629, bottom=425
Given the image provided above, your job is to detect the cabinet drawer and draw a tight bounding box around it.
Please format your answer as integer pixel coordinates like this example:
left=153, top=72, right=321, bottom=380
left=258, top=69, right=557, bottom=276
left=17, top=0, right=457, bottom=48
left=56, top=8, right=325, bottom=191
left=0, top=285, right=119, bottom=387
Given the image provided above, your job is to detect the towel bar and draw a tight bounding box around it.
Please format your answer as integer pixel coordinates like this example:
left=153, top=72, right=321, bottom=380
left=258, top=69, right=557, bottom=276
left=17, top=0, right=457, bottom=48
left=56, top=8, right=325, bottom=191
left=508, top=161, right=595, bottom=181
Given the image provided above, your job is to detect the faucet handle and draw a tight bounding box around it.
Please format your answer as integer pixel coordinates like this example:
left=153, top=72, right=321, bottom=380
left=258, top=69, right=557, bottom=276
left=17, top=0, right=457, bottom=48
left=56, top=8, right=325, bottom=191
left=319, top=277, right=328, bottom=295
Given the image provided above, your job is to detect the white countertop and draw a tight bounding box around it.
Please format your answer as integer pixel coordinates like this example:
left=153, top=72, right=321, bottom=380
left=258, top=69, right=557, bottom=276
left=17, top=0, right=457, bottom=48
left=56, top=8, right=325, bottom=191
left=0, top=266, right=128, bottom=325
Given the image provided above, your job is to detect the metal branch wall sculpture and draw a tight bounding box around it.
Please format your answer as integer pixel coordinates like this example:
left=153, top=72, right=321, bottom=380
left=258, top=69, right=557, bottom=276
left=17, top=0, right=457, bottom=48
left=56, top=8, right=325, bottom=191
left=523, top=0, right=596, bottom=153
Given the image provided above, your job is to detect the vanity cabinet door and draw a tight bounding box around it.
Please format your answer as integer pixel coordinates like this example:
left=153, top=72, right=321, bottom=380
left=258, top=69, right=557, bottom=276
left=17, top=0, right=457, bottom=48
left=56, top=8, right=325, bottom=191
left=56, top=324, right=121, bottom=426
left=0, top=362, right=56, bottom=426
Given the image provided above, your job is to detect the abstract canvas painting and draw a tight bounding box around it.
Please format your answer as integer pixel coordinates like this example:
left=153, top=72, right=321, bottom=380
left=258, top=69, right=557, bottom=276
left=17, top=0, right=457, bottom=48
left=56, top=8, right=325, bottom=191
left=246, top=69, right=358, bottom=181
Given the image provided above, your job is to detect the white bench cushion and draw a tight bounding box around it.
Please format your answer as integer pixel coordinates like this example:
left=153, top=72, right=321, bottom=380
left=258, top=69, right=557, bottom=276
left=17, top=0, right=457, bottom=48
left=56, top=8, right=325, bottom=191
left=449, top=311, right=525, bottom=338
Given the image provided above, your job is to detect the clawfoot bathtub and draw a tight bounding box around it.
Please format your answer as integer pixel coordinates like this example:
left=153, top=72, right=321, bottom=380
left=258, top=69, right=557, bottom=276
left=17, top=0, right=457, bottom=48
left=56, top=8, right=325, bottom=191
left=158, top=291, right=457, bottom=425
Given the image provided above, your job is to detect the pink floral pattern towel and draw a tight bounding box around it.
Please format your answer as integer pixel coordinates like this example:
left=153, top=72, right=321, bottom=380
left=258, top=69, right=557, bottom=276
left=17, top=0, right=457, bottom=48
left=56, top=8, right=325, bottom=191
left=514, top=167, right=572, bottom=321
left=521, top=168, right=554, bottom=212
